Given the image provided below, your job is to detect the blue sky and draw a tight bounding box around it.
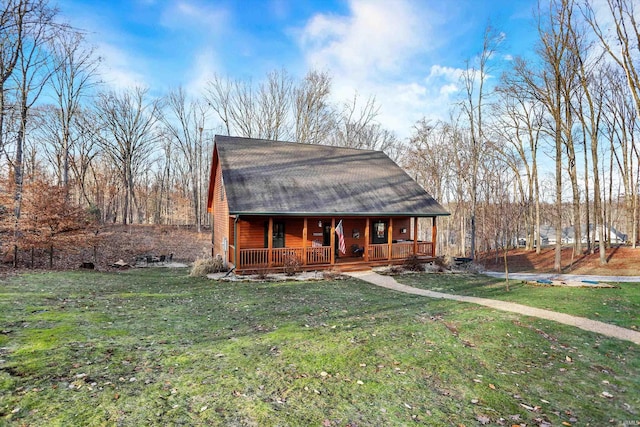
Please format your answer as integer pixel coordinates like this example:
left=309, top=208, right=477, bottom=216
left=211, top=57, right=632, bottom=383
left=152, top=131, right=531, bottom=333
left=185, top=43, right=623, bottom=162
left=57, top=0, right=540, bottom=139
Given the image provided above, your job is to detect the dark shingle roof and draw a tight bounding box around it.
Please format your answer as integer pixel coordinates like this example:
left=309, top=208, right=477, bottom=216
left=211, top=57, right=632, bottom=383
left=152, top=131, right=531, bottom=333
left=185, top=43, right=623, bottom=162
left=215, top=135, right=449, bottom=217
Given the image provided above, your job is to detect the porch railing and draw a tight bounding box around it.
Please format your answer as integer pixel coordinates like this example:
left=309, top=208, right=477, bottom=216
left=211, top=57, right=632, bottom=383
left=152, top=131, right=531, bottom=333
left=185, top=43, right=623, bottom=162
left=239, top=248, right=268, bottom=267
left=368, top=244, right=388, bottom=261
left=391, top=242, right=414, bottom=259
left=306, top=246, right=331, bottom=265
left=417, top=242, right=434, bottom=256
left=238, top=246, right=331, bottom=268
left=237, top=241, right=433, bottom=269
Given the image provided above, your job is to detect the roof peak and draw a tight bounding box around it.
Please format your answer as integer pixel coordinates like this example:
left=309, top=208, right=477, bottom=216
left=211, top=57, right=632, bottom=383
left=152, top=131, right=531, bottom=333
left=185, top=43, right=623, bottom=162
left=214, top=135, right=382, bottom=154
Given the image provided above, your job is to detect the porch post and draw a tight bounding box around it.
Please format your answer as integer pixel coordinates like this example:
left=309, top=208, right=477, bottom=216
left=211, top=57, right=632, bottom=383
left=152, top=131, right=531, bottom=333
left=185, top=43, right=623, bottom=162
left=235, top=216, right=240, bottom=271
left=387, top=217, right=393, bottom=261
left=413, top=217, right=419, bottom=255
left=268, top=217, right=273, bottom=267
left=364, top=217, right=370, bottom=262
left=302, top=218, right=308, bottom=266
left=330, top=218, right=336, bottom=265
left=432, top=216, right=437, bottom=257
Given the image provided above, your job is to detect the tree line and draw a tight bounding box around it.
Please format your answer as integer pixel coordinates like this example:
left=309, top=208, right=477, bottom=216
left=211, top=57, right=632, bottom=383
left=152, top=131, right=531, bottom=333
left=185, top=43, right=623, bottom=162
left=0, top=0, right=639, bottom=271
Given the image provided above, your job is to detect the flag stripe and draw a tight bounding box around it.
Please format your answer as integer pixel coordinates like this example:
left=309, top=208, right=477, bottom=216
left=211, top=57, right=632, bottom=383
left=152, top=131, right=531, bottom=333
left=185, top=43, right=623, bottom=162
left=335, top=220, right=346, bottom=255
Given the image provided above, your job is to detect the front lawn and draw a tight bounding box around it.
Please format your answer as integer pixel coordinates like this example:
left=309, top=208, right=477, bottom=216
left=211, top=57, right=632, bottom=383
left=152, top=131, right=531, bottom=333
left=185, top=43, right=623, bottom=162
left=1, top=269, right=638, bottom=426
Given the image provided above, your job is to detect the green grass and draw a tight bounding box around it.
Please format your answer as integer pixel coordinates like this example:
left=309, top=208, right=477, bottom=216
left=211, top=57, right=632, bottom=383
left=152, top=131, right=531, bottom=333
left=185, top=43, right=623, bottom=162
left=395, top=272, right=640, bottom=330
left=0, top=269, right=639, bottom=426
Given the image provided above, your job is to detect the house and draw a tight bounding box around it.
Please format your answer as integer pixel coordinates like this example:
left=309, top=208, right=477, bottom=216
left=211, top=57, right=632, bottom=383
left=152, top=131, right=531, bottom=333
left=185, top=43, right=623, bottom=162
left=535, top=224, right=627, bottom=246
left=206, top=135, right=449, bottom=273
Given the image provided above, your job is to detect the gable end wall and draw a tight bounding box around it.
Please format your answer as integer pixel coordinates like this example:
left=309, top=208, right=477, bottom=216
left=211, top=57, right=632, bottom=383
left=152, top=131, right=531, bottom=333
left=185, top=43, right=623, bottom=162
left=212, top=161, right=230, bottom=261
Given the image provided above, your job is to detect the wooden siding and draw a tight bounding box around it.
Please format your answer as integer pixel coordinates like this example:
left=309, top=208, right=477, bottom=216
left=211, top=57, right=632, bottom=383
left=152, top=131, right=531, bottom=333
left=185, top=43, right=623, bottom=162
left=238, top=219, right=265, bottom=248
left=391, top=217, right=411, bottom=241
left=211, top=161, right=230, bottom=260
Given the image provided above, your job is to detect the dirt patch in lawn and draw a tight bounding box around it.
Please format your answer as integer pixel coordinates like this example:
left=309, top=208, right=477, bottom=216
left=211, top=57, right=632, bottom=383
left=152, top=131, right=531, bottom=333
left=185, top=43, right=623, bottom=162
left=479, top=246, right=640, bottom=276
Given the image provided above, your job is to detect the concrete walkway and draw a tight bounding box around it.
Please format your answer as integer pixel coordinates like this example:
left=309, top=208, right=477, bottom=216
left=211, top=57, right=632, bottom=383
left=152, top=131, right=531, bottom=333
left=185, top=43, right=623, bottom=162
left=345, top=271, right=640, bottom=346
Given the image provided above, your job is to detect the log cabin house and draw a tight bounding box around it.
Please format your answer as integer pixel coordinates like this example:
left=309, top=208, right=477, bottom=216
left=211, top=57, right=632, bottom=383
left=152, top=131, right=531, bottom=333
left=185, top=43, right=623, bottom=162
left=206, top=135, right=449, bottom=273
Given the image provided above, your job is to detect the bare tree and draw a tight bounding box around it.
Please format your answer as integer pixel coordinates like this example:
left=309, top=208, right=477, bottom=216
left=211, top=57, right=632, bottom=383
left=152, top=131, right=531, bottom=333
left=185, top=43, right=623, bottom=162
left=602, top=66, right=639, bottom=247
left=0, top=0, right=30, bottom=157
left=294, top=70, right=334, bottom=145
left=569, top=21, right=608, bottom=263
left=94, top=87, right=161, bottom=224
left=9, top=0, right=58, bottom=266
left=459, top=24, right=503, bottom=259
left=257, top=69, right=293, bottom=140
left=48, top=28, right=100, bottom=187
left=329, top=93, right=398, bottom=154
left=205, top=70, right=294, bottom=140
left=490, top=88, right=544, bottom=252
left=160, top=87, right=206, bottom=231
left=583, top=0, right=640, bottom=117
left=511, top=0, right=578, bottom=271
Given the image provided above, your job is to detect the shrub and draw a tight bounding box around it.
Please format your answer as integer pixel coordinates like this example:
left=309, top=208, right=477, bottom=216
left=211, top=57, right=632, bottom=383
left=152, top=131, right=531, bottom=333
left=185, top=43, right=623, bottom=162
left=190, top=255, right=226, bottom=277
left=283, top=253, right=302, bottom=276
left=403, top=255, right=424, bottom=272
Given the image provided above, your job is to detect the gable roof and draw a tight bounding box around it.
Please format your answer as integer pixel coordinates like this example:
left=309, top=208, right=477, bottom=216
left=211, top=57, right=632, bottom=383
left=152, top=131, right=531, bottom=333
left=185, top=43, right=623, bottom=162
left=211, top=135, right=449, bottom=217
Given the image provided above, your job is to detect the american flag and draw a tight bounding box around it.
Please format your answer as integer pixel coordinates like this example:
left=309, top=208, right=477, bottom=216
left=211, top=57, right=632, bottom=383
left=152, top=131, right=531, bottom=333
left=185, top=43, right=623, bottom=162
left=335, top=220, right=346, bottom=255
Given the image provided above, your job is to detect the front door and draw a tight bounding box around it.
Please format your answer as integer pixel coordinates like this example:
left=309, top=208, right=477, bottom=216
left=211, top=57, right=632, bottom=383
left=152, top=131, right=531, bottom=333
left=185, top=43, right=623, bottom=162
left=372, top=221, right=387, bottom=244
left=323, top=223, right=332, bottom=247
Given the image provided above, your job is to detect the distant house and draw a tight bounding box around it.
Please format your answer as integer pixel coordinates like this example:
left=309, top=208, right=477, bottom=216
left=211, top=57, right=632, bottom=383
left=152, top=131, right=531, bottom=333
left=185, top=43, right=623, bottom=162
left=206, top=135, right=449, bottom=273
left=537, top=224, right=627, bottom=246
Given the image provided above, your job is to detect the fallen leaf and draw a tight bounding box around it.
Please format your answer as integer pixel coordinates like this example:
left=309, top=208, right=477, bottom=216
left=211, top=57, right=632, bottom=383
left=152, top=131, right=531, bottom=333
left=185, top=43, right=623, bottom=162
left=565, top=356, right=572, bottom=362
left=489, top=383, right=496, bottom=390
left=601, top=391, right=613, bottom=398
left=476, top=414, right=491, bottom=424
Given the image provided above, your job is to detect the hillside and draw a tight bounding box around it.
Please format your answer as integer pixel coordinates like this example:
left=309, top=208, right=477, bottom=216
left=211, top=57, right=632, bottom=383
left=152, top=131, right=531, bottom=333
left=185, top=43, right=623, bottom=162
left=2, top=224, right=211, bottom=271
left=479, top=246, right=640, bottom=276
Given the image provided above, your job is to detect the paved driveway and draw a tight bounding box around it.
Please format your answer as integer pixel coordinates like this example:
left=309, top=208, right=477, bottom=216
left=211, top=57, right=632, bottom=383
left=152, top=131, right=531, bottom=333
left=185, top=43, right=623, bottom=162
left=482, top=271, right=640, bottom=283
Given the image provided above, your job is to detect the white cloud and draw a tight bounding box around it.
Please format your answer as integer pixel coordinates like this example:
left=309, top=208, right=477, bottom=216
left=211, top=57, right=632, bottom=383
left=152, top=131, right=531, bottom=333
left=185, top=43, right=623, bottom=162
left=95, top=42, right=149, bottom=90
left=439, top=83, right=458, bottom=96
left=184, top=48, right=219, bottom=98
left=296, top=0, right=453, bottom=139
left=160, top=0, right=229, bottom=33
left=428, top=64, right=463, bottom=81
left=298, top=0, right=434, bottom=81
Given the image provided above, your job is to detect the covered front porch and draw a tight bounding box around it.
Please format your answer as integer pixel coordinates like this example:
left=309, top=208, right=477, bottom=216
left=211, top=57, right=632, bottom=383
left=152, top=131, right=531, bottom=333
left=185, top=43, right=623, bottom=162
left=225, top=215, right=438, bottom=273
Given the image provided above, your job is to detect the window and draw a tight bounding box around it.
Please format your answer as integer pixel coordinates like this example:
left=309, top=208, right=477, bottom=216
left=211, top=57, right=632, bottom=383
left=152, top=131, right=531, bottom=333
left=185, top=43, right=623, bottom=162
left=264, top=221, right=285, bottom=248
